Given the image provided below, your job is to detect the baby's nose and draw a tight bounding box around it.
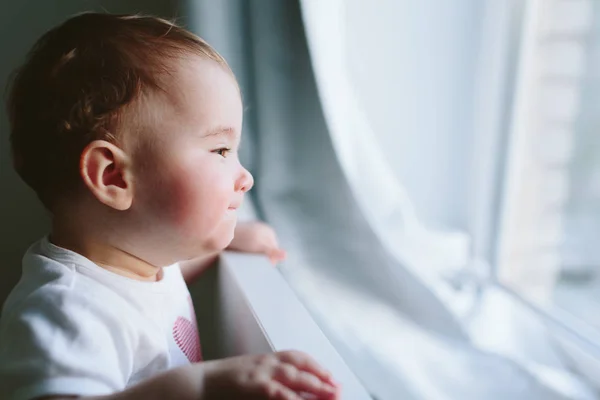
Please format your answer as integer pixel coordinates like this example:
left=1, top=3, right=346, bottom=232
left=236, top=166, right=254, bottom=193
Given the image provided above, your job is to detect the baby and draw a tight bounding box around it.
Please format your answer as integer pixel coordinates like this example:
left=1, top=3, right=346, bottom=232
left=0, top=13, right=340, bottom=400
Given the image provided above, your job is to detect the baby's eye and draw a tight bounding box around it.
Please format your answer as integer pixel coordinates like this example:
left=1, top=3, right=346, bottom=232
left=213, top=147, right=231, bottom=158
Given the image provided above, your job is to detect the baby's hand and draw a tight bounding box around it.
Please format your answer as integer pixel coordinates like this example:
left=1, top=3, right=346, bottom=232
left=201, top=351, right=341, bottom=400
left=228, top=221, right=287, bottom=264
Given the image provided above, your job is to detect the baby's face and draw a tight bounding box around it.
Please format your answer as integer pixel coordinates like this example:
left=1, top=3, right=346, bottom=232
left=131, top=56, right=253, bottom=263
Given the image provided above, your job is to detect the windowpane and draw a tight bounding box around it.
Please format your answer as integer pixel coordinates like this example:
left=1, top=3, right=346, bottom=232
left=498, top=0, right=600, bottom=338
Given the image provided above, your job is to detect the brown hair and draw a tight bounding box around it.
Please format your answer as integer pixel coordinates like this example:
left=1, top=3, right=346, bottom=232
left=7, top=13, right=230, bottom=210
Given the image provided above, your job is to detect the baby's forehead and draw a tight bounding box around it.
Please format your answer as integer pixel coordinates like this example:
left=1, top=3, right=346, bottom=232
left=173, top=57, right=240, bottom=111
left=167, top=56, right=240, bottom=102
left=129, top=57, right=242, bottom=142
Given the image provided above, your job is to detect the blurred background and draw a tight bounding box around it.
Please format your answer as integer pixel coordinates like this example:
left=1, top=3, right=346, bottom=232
left=2, top=0, right=600, bottom=399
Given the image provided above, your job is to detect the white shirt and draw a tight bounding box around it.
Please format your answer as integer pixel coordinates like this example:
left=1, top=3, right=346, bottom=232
left=0, top=238, right=202, bottom=400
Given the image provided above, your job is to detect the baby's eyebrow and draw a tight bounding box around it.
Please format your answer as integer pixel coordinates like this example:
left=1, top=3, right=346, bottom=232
left=202, top=125, right=237, bottom=138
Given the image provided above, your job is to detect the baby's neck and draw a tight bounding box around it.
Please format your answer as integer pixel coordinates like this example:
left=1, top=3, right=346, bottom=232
left=51, top=221, right=162, bottom=282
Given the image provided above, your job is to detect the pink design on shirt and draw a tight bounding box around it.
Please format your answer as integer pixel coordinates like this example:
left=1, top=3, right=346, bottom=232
left=172, top=296, right=202, bottom=362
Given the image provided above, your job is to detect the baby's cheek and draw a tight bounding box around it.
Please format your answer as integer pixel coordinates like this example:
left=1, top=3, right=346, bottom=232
left=167, top=178, right=205, bottom=228
left=168, top=174, right=225, bottom=234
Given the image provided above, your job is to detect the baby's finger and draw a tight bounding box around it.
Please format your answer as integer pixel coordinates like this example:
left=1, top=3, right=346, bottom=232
left=267, top=381, right=304, bottom=400
left=274, top=364, right=338, bottom=399
left=269, top=249, right=287, bottom=265
left=261, top=233, right=279, bottom=251
left=276, top=351, right=332, bottom=383
left=275, top=249, right=287, bottom=259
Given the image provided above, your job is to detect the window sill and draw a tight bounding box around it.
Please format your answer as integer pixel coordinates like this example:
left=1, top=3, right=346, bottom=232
left=189, top=251, right=372, bottom=399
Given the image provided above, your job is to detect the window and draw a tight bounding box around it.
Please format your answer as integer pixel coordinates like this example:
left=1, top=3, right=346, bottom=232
left=300, top=0, right=600, bottom=397
left=498, top=0, right=599, bottom=321
left=494, top=0, right=600, bottom=389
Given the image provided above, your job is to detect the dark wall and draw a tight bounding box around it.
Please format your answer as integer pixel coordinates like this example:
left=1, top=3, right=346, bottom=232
left=0, top=0, right=180, bottom=306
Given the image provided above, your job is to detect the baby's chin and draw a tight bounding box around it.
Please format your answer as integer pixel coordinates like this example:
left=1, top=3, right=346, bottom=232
left=186, top=223, right=236, bottom=257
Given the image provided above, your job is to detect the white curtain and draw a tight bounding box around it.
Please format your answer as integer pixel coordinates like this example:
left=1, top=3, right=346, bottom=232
left=298, top=0, right=474, bottom=285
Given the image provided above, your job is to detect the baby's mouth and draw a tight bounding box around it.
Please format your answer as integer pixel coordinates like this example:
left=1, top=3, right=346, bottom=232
left=228, top=202, right=241, bottom=210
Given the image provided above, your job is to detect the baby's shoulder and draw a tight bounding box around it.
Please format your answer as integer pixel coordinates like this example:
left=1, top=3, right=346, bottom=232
left=1, top=268, right=129, bottom=333
left=1, top=253, right=134, bottom=334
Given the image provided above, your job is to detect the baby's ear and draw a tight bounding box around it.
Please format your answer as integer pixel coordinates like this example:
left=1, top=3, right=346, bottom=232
left=80, top=140, right=133, bottom=210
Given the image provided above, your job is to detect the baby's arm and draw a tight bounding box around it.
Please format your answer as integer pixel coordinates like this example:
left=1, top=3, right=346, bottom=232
left=227, top=221, right=287, bottom=265
left=41, top=363, right=205, bottom=400
left=180, top=221, right=286, bottom=285
left=37, top=363, right=202, bottom=400
left=38, top=351, right=340, bottom=400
